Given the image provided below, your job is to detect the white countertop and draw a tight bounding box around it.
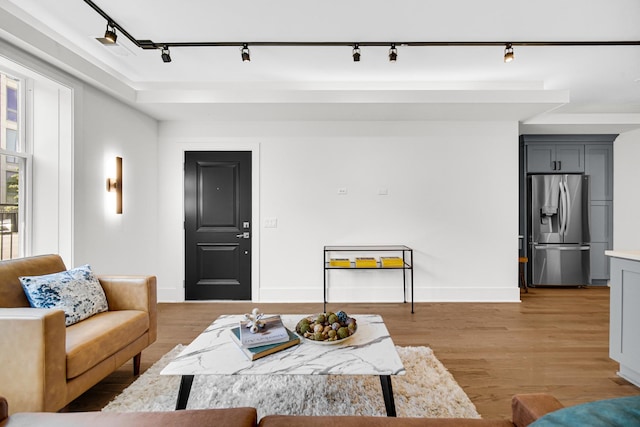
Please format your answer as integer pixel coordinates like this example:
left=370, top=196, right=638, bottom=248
left=605, top=250, right=640, bottom=262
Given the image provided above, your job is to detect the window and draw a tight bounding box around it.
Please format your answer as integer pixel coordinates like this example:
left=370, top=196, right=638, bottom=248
left=0, top=72, right=24, bottom=260
left=6, top=86, right=18, bottom=122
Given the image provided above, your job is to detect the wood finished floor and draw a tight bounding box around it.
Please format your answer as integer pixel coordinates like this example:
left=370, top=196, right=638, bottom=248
left=69, top=287, right=639, bottom=420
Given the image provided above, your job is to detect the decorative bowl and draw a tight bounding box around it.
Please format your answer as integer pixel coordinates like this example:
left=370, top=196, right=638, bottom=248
left=295, top=312, right=357, bottom=345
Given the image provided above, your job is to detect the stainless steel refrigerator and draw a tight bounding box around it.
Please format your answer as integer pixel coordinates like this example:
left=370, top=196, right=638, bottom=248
left=528, top=174, right=590, bottom=286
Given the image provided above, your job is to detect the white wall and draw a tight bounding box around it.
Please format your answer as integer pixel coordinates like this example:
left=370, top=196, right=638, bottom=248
left=158, top=121, right=521, bottom=303
left=613, top=129, right=640, bottom=250
left=73, top=85, right=159, bottom=276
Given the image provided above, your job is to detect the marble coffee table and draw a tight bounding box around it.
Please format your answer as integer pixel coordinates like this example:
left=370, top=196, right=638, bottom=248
left=161, top=314, right=405, bottom=416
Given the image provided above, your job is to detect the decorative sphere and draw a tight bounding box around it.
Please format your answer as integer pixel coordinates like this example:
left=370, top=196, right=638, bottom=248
left=337, top=327, right=349, bottom=339
left=336, top=311, right=348, bottom=324
left=299, top=323, right=311, bottom=334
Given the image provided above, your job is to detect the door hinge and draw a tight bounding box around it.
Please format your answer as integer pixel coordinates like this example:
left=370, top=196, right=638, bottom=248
left=183, top=280, right=185, bottom=288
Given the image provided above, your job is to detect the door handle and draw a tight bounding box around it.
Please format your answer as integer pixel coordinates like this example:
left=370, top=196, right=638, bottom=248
left=534, top=245, right=590, bottom=250
left=236, top=232, right=250, bottom=239
left=552, top=161, right=557, bottom=170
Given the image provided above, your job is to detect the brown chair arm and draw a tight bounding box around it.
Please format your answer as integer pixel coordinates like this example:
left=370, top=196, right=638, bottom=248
left=0, top=396, right=8, bottom=422
left=0, top=308, right=67, bottom=414
left=512, top=393, right=565, bottom=427
left=98, top=275, right=157, bottom=343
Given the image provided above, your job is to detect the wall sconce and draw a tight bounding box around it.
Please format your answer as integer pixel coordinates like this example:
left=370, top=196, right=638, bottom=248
left=106, top=156, right=123, bottom=214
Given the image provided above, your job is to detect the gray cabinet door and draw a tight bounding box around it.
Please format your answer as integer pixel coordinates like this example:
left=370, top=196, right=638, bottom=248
left=591, top=242, right=610, bottom=282
left=585, top=144, right=613, bottom=201
left=527, top=144, right=584, bottom=173
left=555, top=145, right=585, bottom=172
left=527, top=144, right=556, bottom=172
left=590, top=201, right=613, bottom=282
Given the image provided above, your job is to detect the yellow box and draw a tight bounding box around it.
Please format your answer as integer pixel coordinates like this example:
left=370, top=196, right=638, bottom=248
left=355, top=257, right=377, bottom=268
left=329, top=258, right=351, bottom=267
left=380, top=257, right=404, bottom=268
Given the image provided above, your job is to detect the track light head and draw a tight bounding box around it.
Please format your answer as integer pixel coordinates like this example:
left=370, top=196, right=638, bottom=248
left=389, top=44, right=398, bottom=62
left=161, top=45, right=172, bottom=63
left=352, top=44, right=361, bottom=62
left=96, top=21, right=117, bottom=45
left=104, top=22, right=117, bottom=44
left=504, top=43, right=514, bottom=63
left=241, top=44, right=251, bottom=62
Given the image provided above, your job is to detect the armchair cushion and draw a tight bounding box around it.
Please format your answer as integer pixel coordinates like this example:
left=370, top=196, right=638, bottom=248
left=19, top=264, right=108, bottom=326
left=65, top=310, right=149, bottom=379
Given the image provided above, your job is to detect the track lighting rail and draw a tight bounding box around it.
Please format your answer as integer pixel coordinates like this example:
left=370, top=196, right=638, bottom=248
left=83, top=0, right=640, bottom=56
left=128, top=40, right=640, bottom=49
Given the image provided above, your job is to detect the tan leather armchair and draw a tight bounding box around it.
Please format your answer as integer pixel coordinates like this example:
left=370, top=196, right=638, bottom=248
left=0, top=254, right=157, bottom=414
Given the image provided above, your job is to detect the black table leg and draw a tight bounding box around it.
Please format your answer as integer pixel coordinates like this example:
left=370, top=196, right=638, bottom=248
left=379, top=375, right=397, bottom=417
left=175, top=375, right=194, bottom=410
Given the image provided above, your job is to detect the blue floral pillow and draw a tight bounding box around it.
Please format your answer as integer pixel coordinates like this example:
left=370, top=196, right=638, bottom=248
left=19, top=264, right=108, bottom=326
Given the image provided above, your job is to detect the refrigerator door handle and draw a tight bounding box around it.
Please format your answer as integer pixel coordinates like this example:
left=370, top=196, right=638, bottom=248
left=562, top=177, right=571, bottom=237
left=534, top=245, right=590, bottom=250
left=558, top=179, right=567, bottom=236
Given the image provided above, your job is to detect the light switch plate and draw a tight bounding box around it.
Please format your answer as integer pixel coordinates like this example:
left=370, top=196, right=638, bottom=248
left=264, top=218, right=278, bottom=228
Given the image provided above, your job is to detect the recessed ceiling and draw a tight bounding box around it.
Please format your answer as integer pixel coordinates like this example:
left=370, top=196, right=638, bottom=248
left=2, top=0, right=640, bottom=129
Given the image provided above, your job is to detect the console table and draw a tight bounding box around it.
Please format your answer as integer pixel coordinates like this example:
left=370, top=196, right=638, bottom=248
left=324, top=245, right=414, bottom=313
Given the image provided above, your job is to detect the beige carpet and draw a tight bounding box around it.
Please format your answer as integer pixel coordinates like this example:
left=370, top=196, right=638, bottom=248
left=103, top=345, right=480, bottom=419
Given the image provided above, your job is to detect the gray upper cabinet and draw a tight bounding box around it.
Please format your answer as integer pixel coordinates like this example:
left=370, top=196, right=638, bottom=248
left=585, top=144, right=614, bottom=201
left=527, top=144, right=584, bottom=173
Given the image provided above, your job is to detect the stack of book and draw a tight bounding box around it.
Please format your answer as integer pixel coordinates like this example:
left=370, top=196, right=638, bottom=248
left=380, top=257, right=404, bottom=268
left=229, top=315, right=300, bottom=361
left=355, top=257, right=377, bottom=268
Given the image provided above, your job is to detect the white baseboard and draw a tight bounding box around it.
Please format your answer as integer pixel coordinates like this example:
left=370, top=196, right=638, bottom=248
left=159, top=285, right=521, bottom=303
left=257, top=286, right=521, bottom=303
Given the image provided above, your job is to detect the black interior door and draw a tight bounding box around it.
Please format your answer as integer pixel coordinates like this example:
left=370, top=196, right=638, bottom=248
left=184, top=151, right=252, bottom=300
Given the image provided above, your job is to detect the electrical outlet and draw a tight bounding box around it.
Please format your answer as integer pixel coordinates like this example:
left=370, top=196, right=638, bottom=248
left=338, top=187, right=348, bottom=195
left=264, top=218, right=278, bottom=228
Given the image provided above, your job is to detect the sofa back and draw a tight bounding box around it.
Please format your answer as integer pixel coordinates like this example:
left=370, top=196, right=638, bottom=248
left=0, top=254, right=67, bottom=307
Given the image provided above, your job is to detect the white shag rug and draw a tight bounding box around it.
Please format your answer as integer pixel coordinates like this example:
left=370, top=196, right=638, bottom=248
left=103, top=345, right=480, bottom=419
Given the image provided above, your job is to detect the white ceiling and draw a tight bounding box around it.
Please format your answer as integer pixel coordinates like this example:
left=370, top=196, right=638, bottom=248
left=1, top=0, right=640, bottom=131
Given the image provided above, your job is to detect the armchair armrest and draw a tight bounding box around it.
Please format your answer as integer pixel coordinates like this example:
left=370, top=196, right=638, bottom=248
left=512, top=393, right=565, bottom=427
left=0, top=396, right=8, bottom=422
left=98, top=275, right=157, bottom=343
left=0, top=308, right=67, bottom=414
